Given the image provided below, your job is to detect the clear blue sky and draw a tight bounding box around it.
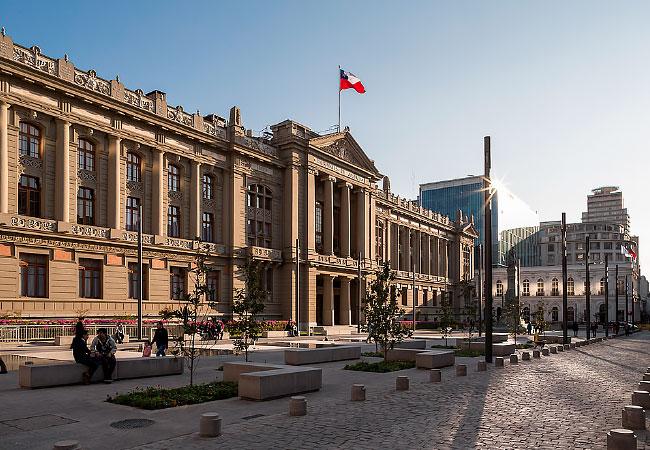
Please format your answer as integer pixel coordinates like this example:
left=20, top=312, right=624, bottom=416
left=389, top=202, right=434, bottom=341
left=2, top=1, right=649, bottom=257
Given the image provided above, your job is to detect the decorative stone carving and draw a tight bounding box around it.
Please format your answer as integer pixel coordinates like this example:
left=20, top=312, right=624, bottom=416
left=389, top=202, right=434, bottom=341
left=73, top=69, right=111, bottom=95
left=126, top=181, right=143, bottom=192
left=124, top=89, right=155, bottom=112
left=168, top=191, right=182, bottom=202
left=234, top=135, right=278, bottom=158
left=247, top=246, right=282, bottom=261
left=167, top=105, right=193, bottom=126
left=10, top=216, right=57, bottom=232
left=13, top=45, right=57, bottom=75
left=70, top=225, right=109, bottom=238
left=122, top=232, right=153, bottom=244
left=204, top=122, right=227, bottom=139
left=202, top=198, right=216, bottom=209
left=19, top=155, right=42, bottom=170
left=165, top=238, right=192, bottom=249
left=77, top=169, right=97, bottom=183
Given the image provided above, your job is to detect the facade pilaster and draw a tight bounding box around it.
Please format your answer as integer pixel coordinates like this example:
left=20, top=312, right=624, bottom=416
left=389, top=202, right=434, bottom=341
left=323, top=274, right=334, bottom=326
left=55, top=119, right=70, bottom=222
left=152, top=148, right=164, bottom=236
left=356, top=188, right=369, bottom=259
left=385, top=220, right=392, bottom=267
left=340, top=182, right=351, bottom=258
left=306, top=167, right=317, bottom=252
left=323, top=175, right=335, bottom=255
left=0, top=101, right=8, bottom=214
left=190, top=160, right=200, bottom=240
left=340, top=277, right=351, bottom=325
left=107, top=136, right=121, bottom=229
left=414, top=230, right=421, bottom=273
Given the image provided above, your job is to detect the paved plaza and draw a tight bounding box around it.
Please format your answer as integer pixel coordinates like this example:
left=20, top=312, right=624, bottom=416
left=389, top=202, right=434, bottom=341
left=1, top=332, right=650, bottom=449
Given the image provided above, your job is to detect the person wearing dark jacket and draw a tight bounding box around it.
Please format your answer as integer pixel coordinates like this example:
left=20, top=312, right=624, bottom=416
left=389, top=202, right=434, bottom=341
left=153, top=321, right=169, bottom=357
left=0, top=356, right=7, bottom=374
left=71, top=330, right=99, bottom=384
left=90, top=328, right=117, bottom=383
left=572, top=321, right=579, bottom=337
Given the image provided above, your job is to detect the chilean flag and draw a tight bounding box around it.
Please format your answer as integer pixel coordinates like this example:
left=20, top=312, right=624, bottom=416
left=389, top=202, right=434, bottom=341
left=340, top=69, right=366, bottom=93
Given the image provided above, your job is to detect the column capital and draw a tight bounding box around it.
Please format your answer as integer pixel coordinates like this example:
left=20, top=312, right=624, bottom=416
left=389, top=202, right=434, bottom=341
left=55, top=118, right=71, bottom=127
left=307, top=166, right=319, bottom=176
left=324, top=174, right=336, bottom=183
left=0, top=100, right=9, bottom=108
left=340, top=181, right=353, bottom=190
left=108, top=134, right=122, bottom=142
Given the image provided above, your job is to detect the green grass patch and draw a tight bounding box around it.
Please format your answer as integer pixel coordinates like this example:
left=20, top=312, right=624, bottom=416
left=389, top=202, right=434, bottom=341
left=454, top=349, right=485, bottom=357
left=361, top=351, right=384, bottom=357
left=343, top=360, right=415, bottom=373
left=431, top=345, right=459, bottom=349
left=106, top=381, right=238, bottom=410
left=515, top=344, right=533, bottom=349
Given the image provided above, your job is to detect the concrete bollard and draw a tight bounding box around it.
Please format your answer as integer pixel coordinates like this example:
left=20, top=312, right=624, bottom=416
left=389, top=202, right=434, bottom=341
left=638, top=381, right=650, bottom=392
left=522, top=351, right=530, bottom=361
left=563, top=344, right=570, bottom=350
left=606, top=428, right=637, bottom=450
left=477, top=361, right=487, bottom=371
left=542, top=348, right=550, bottom=356
left=570, top=343, right=576, bottom=348
left=289, top=396, right=307, bottom=416
left=550, top=346, right=557, bottom=354
left=533, top=350, right=540, bottom=358
left=632, top=391, right=650, bottom=409
left=575, top=342, right=582, bottom=348
left=643, top=373, right=650, bottom=382
left=622, top=405, right=646, bottom=430
left=557, top=345, right=564, bottom=352
left=509, top=354, right=518, bottom=365
left=456, top=364, right=467, bottom=376
left=429, top=369, right=441, bottom=382
left=495, top=357, right=504, bottom=367
left=351, top=384, right=366, bottom=401
left=199, top=413, right=222, bottom=437
left=396, top=376, right=409, bottom=390
left=53, top=441, right=80, bottom=450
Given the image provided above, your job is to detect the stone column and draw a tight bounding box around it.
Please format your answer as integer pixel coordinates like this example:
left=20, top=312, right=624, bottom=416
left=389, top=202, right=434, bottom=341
left=385, top=220, right=393, bottom=267
left=340, top=182, right=351, bottom=258
left=414, top=230, right=421, bottom=273
left=107, top=136, right=121, bottom=229
left=0, top=101, right=8, bottom=214
left=393, top=223, right=400, bottom=270
left=55, top=119, right=70, bottom=222
left=423, top=234, right=430, bottom=275
left=190, top=160, right=200, bottom=240
left=323, top=274, right=334, bottom=326
left=356, top=188, right=368, bottom=259
left=152, top=149, right=164, bottom=236
left=340, top=277, right=351, bottom=325
left=323, top=176, right=335, bottom=255
left=404, top=228, right=412, bottom=273
left=306, top=168, right=317, bottom=252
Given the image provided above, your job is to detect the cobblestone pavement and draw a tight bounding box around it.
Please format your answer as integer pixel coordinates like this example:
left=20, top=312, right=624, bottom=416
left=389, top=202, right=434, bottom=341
left=130, top=333, right=650, bottom=450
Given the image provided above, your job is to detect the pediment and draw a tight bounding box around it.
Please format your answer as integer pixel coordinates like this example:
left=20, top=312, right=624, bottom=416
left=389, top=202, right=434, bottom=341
left=310, top=131, right=379, bottom=176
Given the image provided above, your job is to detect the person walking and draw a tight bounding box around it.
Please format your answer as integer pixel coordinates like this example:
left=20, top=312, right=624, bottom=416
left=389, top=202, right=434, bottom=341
left=591, top=322, right=597, bottom=338
left=615, top=322, right=620, bottom=335
left=0, top=356, right=8, bottom=374
left=572, top=321, right=579, bottom=337
left=215, top=320, right=223, bottom=341
left=366, top=322, right=373, bottom=344
left=113, top=321, right=125, bottom=344
left=153, top=321, right=169, bottom=356
left=71, top=329, right=99, bottom=384
left=527, top=322, right=532, bottom=335
left=90, top=328, right=117, bottom=383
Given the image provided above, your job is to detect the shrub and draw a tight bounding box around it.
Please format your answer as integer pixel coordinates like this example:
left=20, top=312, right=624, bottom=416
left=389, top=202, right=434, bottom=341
left=361, top=351, right=384, bottom=357
left=106, top=381, right=238, bottom=410
left=343, top=360, right=415, bottom=373
left=454, top=349, right=484, bottom=357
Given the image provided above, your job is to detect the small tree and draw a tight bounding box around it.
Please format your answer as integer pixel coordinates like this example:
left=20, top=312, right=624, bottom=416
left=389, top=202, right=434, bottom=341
left=533, top=301, right=550, bottom=338
left=164, top=242, right=214, bottom=386
left=503, top=299, right=524, bottom=345
left=438, top=293, right=455, bottom=347
left=460, top=279, right=478, bottom=341
left=363, top=262, right=413, bottom=361
left=225, top=256, right=266, bottom=362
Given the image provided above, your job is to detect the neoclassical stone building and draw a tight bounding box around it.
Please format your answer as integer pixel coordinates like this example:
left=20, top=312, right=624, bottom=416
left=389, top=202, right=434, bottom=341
left=0, top=32, right=477, bottom=329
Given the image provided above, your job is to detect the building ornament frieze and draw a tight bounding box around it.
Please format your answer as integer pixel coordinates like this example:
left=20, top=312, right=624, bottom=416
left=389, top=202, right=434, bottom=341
left=13, top=45, right=56, bottom=75
left=167, top=105, right=193, bottom=127
left=18, top=155, right=42, bottom=170
left=77, top=169, right=97, bottom=183
left=74, top=69, right=110, bottom=96
left=312, top=156, right=366, bottom=184
left=10, top=216, right=56, bottom=232
left=124, top=89, right=155, bottom=113
left=126, top=181, right=143, bottom=192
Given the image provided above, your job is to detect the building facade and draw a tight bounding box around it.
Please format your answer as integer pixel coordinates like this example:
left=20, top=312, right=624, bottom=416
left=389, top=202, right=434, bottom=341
left=581, top=186, right=630, bottom=231
left=0, top=33, right=477, bottom=328
left=497, top=226, right=540, bottom=267
left=419, top=176, right=498, bottom=265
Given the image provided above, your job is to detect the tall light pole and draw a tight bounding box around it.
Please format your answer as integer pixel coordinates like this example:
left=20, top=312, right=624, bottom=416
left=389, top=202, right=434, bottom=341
left=561, top=213, right=568, bottom=344
left=483, top=136, right=493, bottom=363
left=625, top=274, right=629, bottom=326
left=137, top=203, right=143, bottom=340
left=295, top=238, right=300, bottom=336
left=357, top=253, right=362, bottom=333
left=604, top=254, right=609, bottom=337
left=615, top=265, right=619, bottom=325
left=585, top=235, right=591, bottom=340
left=477, top=244, right=483, bottom=338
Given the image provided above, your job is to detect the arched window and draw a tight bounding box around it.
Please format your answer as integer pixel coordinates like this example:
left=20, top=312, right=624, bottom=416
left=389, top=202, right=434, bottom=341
left=126, top=152, right=141, bottom=182
left=551, top=278, right=559, bottom=296
left=551, top=307, right=559, bottom=322
left=522, top=279, right=530, bottom=296
left=77, top=187, right=95, bottom=225
left=567, top=306, right=575, bottom=322
left=202, top=174, right=214, bottom=199
left=567, top=277, right=575, bottom=296
left=246, top=184, right=272, bottom=248
left=599, top=277, right=605, bottom=295
left=496, top=280, right=503, bottom=296
left=18, top=175, right=40, bottom=217
left=168, top=164, right=180, bottom=192
left=536, top=278, right=544, bottom=296
left=19, top=122, right=41, bottom=158
left=77, top=139, right=95, bottom=171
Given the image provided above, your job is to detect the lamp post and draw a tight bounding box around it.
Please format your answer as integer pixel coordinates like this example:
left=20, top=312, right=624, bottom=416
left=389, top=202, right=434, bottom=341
left=561, top=213, right=568, bottom=345
left=604, top=254, right=609, bottom=337
left=615, top=265, right=619, bottom=324
left=137, top=203, right=143, bottom=341
left=483, top=136, right=493, bottom=363
left=585, top=235, right=590, bottom=340
left=477, top=244, right=483, bottom=338
left=625, top=274, right=629, bottom=326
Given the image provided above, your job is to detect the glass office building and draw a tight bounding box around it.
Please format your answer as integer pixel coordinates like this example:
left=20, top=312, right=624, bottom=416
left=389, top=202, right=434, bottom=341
left=419, top=176, right=499, bottom=266
left=498, top=226, right=541, bottom=267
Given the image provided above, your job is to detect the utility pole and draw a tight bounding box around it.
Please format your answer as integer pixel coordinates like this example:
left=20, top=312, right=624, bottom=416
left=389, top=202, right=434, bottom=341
left=615, top=265, right=619, bottom=325
left=604, top=254, right=609, bottom=337
left=357, top=253, right=362, bottom=333
left=295, top=238, right=300, bottom=336
left=625, top=274, right=629, bottom=326
left=412, top=263, right=416, bottom=332
left=483, top=136, right=493, bottom=363
left=561, top=213, right=568, bottom=345
left=585, top=235, right=591, bottom=340
left=477, top=244, right=483, bottom=338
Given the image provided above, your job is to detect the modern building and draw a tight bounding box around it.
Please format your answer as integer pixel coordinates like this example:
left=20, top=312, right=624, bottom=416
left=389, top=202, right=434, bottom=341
left=419, top=175, right=498, bottom=265
left=497, top=226, right=540, bottom=267
left=582, top=186, right=630, bottom=231
left=0, top=32, right=478, bottom=328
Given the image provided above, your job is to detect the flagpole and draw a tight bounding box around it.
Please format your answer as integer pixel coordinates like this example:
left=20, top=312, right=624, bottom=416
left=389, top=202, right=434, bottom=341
left=338, top=65, right=341, bottom=132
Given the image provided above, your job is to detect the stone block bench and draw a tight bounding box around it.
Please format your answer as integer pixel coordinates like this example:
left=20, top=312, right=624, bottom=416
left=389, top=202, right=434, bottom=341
left=415, top=349, right=455, bottom=369
left=493, top=343, right=516, bottom=356
left=385, top=348, right=424, bottom=362
left=394, top=340, right=427, bottom=350
left=284, top=346, right=361, bottom=365
left=222, top=362, right=322, bottom=401
left=55, top=335, right=130, bottom=346
left=261, top=330, right=290, bottom=338
left=19, top=356, right=183, bottom=388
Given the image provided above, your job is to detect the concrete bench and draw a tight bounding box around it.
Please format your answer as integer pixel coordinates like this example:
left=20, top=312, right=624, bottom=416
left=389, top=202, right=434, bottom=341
left=54, top=335, right=130, bottom=346
left=284, top=346, right=361, bottom=365
left=261, top=330, right=290, bottom=338
left=223, top=362, right=287, bottom=382
left=239, top=367, right=322, bottom=400
left=394, top=340, right=427, bottom=349
left=492, top=333, right=509, bottom=343
left=493, top=343, right=516, bottom=356
left=415, top=349, right=455, bottom=369
left=385, top=348, right=425, bottom=362
left=18, top=356, right=183, bottom=388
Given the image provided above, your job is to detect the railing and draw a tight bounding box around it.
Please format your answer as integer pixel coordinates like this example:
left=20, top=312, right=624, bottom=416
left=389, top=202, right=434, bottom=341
left=0, top=323, right=186, bottom=343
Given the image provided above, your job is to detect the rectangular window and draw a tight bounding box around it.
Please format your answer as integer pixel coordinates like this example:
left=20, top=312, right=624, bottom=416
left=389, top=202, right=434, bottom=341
left=402, top=287, right=408, bottom=306
left=206, top=269, right=220, bottom=302
left=547, top=244, right=554, bottom=252
left=79, top=258, right=101, bottom=299
left=333, top=206, right=341, bottom=254
left=170, top=266, right=186, bottom=300
left=604, top=242, right=612, bottom=250
left=20, top=254, right=47, bottom=297
left=167, top=205, right=181, bottom=238
left=315, top=201, right=323, bottom=251
left=128, top=262, right=149, bottom=300
left=77, top=187, right=94, bottom=225
left=18, top=175, right=41, bottom=217
left=202, top=212, right=214, bottom=243
left=125, top=197, right=140, bottom=231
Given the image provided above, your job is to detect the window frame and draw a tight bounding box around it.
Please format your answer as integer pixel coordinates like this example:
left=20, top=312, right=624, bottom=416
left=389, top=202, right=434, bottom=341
left=202, top=212, right=214, bottom=243
left=202, top=174, right=214, bottom=199
left=18, top=175, right=41, bottom=218
left=126, top=152, right=141, bottom=182
left=77, top=187, right=95, bottom=225
left=125, top=196, right=140, bottom=232
left=78, top=258, right=102, bottom=299
left=77, top=138, right=96, bottom=172
left=168, top=164, right=181, bottom=192
left=170, top=266, right=186, bottom=300
left=206, top=269, right=220, bottom=302
left=19, top=122, right=41, bottom=158
left=128, top=262, right=148, bottom=300
left=167, top=205, right=181, bottom=238
left=19, top=253, right=47, bottom=298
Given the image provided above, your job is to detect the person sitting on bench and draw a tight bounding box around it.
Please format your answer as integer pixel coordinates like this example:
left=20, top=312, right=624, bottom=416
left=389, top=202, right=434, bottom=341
left=90, top=328, right=117, bottom=383
left=71, top=329, right=99, bottom=384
